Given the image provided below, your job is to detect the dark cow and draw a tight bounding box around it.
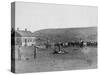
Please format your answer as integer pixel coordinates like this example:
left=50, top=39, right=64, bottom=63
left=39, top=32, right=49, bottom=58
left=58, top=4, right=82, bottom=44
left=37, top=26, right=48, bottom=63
left=87, top=41, right=97, bottom=47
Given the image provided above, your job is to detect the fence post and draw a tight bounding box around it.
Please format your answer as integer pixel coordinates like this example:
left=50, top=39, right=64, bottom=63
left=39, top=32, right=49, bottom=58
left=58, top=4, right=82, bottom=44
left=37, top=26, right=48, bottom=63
left=34, top=45, right=37, bottom=59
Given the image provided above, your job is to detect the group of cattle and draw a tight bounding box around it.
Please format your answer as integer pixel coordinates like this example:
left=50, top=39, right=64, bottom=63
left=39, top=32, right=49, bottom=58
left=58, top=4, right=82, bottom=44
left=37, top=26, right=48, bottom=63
left=54, top=40, right=97, bottom=48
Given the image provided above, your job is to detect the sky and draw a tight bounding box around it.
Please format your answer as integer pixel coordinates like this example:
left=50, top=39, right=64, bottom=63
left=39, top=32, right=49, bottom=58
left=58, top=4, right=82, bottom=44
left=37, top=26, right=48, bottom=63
left=15, top=2, right=98, bottom=32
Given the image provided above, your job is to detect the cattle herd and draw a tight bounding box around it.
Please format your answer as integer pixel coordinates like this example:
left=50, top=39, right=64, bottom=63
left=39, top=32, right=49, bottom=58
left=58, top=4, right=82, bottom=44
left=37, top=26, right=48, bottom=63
left=52, top=40, right=97, bottom=54
left=54, top=40, right=97, bottom=48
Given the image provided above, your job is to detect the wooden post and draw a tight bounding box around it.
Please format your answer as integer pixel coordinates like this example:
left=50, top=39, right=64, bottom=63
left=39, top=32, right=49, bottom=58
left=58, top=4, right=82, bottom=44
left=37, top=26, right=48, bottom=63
left=34, top=45, right=37, bottom=59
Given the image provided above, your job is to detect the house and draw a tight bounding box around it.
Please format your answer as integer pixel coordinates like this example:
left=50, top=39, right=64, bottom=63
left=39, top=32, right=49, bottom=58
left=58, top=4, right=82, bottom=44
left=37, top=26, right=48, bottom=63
left=15, top=28, right=36, bottom=46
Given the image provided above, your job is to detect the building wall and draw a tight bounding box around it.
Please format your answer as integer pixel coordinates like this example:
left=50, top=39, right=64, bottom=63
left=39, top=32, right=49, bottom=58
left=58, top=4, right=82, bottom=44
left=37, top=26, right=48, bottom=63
left=21, top=37, right=36, bottom=46
left=15, top=37, right=36, bottom=46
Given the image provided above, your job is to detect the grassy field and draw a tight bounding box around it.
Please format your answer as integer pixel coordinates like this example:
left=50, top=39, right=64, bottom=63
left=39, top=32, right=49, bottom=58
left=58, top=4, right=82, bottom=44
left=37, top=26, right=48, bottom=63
left=15, top=46, right=97, bottom=73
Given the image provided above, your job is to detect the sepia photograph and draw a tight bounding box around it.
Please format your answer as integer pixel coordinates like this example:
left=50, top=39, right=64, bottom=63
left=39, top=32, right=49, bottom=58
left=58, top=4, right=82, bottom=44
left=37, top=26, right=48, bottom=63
left=11, top=2, right=98, bottom=73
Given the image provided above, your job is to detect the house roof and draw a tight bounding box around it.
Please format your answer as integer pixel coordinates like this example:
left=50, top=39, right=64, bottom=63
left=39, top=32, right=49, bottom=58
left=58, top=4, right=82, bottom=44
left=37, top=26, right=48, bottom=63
left=15, top=31, right=21, bottom=37
left=15, top=30, right=35, bottom=37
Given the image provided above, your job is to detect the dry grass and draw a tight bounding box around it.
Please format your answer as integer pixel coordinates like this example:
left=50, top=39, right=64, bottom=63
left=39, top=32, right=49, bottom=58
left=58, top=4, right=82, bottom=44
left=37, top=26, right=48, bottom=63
left=15, top=46, right=97, bottom=73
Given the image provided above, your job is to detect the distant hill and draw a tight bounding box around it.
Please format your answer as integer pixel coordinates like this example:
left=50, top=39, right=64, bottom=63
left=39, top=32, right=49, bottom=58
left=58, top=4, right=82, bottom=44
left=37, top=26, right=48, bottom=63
left=33, top=27, right=97, bottom=43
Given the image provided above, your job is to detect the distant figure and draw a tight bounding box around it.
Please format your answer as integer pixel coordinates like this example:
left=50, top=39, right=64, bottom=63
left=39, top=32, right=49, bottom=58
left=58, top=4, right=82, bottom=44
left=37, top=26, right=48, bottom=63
left=79, top=40, right=84, bottom=48
left=33, top=45, right=37, bottom=59
left=53, top=43, right=60, bottom=53
left=55, top=42, right=61, bottom=52
left=18, top=45, right=21, bottom=60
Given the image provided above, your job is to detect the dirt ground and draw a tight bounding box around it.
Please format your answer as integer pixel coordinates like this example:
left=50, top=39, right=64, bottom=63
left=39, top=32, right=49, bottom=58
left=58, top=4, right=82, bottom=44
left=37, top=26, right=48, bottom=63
left=15, top=46, right=97, bottom=73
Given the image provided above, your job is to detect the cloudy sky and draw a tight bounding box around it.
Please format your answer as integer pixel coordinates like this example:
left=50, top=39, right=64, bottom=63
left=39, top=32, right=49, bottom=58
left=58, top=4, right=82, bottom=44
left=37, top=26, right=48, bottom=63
left=15, top=2, right=98, bottom=32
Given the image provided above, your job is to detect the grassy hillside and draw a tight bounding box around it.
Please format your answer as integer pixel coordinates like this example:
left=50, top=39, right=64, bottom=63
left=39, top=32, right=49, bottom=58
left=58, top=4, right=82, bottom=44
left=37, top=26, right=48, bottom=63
left=33, top=27, right=97, bottom=43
